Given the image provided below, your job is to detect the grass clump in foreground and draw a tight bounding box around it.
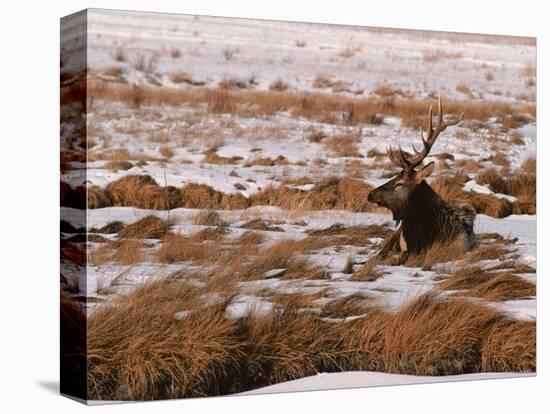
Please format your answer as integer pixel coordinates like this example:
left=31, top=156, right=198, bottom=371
left=87, top=278, right=535, bottom=401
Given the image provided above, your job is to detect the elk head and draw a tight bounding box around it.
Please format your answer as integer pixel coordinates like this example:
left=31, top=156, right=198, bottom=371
left=367, top=97, right=463, bottom=221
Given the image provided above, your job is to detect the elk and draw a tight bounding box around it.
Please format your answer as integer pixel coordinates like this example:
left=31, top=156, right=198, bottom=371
left=367, top=97, right=475, bottom=263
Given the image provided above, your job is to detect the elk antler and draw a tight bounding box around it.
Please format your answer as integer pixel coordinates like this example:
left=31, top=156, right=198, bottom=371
left=388, top=97, right=464, bottom=170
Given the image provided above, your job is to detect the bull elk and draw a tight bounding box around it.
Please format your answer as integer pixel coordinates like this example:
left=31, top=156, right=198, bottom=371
left=367, top=97, right=475, bottom=263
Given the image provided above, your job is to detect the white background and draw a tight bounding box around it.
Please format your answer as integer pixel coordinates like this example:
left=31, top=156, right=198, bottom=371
left=0, top=0, right=546, bottom=412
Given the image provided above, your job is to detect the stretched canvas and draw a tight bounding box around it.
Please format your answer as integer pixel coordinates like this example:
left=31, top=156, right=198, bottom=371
left=60, top=8, right=537, bottom=404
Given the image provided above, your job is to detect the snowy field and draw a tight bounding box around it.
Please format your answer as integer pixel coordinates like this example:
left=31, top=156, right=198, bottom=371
left=60, top=9, right=537, bottom=399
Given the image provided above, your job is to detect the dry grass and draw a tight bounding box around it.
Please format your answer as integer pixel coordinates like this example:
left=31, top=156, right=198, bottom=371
left=453, top=158, right=481, bottom=172
left=487, top=152, right=510, bottom=168
left=466, top=273, right=535, bottom=301
left=106, top=175, right=181, bottom=210
left=455, top=83, right=472, bottom=96
left=430, top=174, right=515, bottom=218
left=180, top=183, right=249, bottom=209
left=159, top=146, right=174, bottom=159
left=321, top=293, right=373, bottom=318
left=105, top=160, right=133, bottom=171
left=87, top=285, right=535, bottom=400
left=118, top=215, right=172, bottom=239
left=521, top=157, right=536, bottom=173
left=465, top=243, right=512, bottom=264
left=155, top=234, right=222, bottom=264
left=339, top=46, right=361, bottom=58
left=404, top=238, right=470, bottom=270
left=90, top=240, right=146, bottom=266
left=86, top=186, right=111, bottom=209
left=89, top=148, right=131, bottom=162
left=481, top=319, right=535, bottom=372
left=235, top=239, right=327, bottom=280
left=476, top=169, right=536, bottom=213
left=508, top=131, right=525, bottom=146
left=244, top=155, right=289, bottom=167
left=202, top=146, right=243, bottom=164
left=521, top=64, right=536, bottom=77
left=86, top=79, right=535, bottom=127
left=323, top=132, right=363, bottom=158
left=82, top=168, right=533, bottom=216
left=380, top=292, right=532, bottom=375
left=269, top=79, right=290, bottom=92
left=439, top=266, right=535, bottom=301
left=103, top=66, right=125, bottom=79
left=307, top=223, right=392, bottom=247
left=351, top=258, right=386, bottom=281
left=251, top=177, right=377, bottom=213
left=422, top=49, right=463, bottom=62
left=83, top=175, right=378, bottom=213
left=240, top=219, right=283, bottom=232
left=88, top=279, right=242, bottom=400
left=192, top=210, right=227, bottom=227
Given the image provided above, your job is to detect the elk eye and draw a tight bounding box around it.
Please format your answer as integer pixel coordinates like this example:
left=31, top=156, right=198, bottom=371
left=395, top=182, right=403, bottom=187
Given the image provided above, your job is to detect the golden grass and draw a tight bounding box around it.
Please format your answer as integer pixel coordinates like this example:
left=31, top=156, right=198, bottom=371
left=82, top=167, right=533, bottom=216
left=105, top=160, right=133, bottom=171
left=307, top=223, right=392, bottom=247
left=481, top=320, right=535, bottom=372
left=90, top=240, right=146, bottom=266
left=351, top=258, right=386, bottom=281
left=192, top=210, right=227, bottom=226
left=235, top=239, right=327, bottom=280
left=88, top=279, right=242, bottom=400
left=269, top=79, right=290, bottom=92
left=321, top=293, right=373, bottom=318
left=169, top=71, right=199, bottom=85
left=466, top=273, right=535, bottom=301
left=244, top=155, right=289, bottom=167
left=439, top=266, right=535, bottom=301
left=430, top=174, right=514, bottom=218
left=521, top=157, right=536, bottom=173
left=159, top=146, right=174, bottom=159
left=180, top=183, right=249, bottom=209
left=85, top=80, right=535, bottom=127
left=203, top=146, right=243, bottom=164
left=106, top=175, right=182, bottom=210
left=455, top=83, right=472, bottom=96
left=155, top=234, right=222, bottom=264
left=475, top=169, right=536, bottom=214
left=404, top=238, right=469, bottom=270
left=87, top=285, right=535, bottom=400
left=323, top=132, right=363, bottom=158
left=87, top=185, right=112, bottom=209
left=118, top=215, right=171, bottom=239
left=487, top=152, right=510, bottom=168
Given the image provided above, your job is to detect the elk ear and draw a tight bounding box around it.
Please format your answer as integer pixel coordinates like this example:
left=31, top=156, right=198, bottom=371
left=415, top=161, right=435, bottom=183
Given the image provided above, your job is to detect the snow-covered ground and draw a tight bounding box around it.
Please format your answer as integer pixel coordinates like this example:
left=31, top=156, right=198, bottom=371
left=64, top=9, right=536, bottom=103
left=240, top=371, right=535, bottom=396
left=61, top=205, right=536, bottom=321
